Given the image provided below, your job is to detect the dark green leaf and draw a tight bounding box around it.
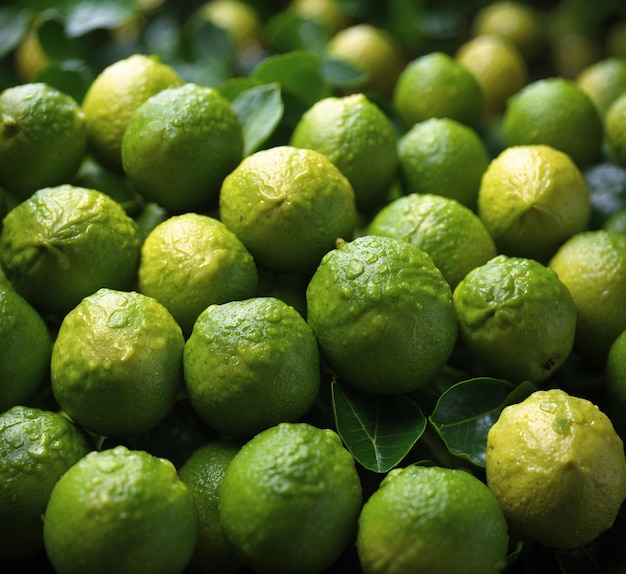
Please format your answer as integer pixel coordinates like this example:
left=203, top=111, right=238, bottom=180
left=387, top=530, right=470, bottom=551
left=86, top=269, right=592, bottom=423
left=35, top=59, right=93, bottom=102
left=231, top=82, right=284, bottom=156
left=0, top=7, right=30, bottom=59
left=182, top=15, right=235, bottom=65
left=37, top=16, right=84, bottom=61
left=263, top=11, right=331, bottom=55
left=219, top=76, right=264, bottom=102
left=64, top=0, right=139, bottom=36
left=332, top=381, right=427, bottom=473
left=321, top=56, right=368, bottom=89
left=429, top=378, right=535, bottom=468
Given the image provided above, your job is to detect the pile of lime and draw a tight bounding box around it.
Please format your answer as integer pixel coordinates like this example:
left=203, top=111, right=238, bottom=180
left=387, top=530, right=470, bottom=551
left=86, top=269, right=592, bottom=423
left=3, top=1, right=626, bottom=573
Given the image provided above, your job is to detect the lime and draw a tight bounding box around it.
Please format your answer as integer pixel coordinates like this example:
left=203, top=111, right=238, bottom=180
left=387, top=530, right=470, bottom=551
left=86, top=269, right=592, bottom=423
left=199, top=0, right=263, bottom=55
left=604, top=208, right=626, bottom=235
left=576, top=57, right=626, bottom=117
left=122, top=82, right=244, bottom=212
left=138, top=212, right=258, bottom=337
left=290, top=93, right=399, bottom=213
left=43, top=445, right=197, bottom=574
left=453, top=254, right=577, bottom=384
left=397, top=116, right=490, bottom=210
left=392, top=51, right=484, bottom=129
left=357, top=465, right=509, bottom=574
left=218, top=422, right=362, bottom=574
left=0, top=82, right=86, bottom=200
left=306, top=234, right=457, bottom=395
left=289, top=0, right=350, bottom=35
left=0, top=283, right=51, bottom=412
left=0, top=406, right=92, bottom=562
left=477, top=144, right=591, bottom=261
left=605, top=92, right=626, bottom=167
left=486, top=388, right=626, bottom=548
left=0, top=184, right=141, bottom=320
left=81, top=54, right=183, bottom=172
left=368, top=193, right=497, bottom=290
left=219, top=145, right=357, bottom=275
left=501, top=77, right=603, bottom=167
left=178, top=439, right=247, bottom=574
left=50, top=288, right=185, bottom=438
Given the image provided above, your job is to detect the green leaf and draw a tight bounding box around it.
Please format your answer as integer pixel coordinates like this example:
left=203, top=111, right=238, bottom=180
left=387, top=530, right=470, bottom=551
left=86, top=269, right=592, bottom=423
left=64, top=0, right=139, bottom=36
left=321, top=56, right=368, bottom=90
left=332, top=381, right=427, bottom=473
left=0, top=7, right=30, bottom=59
left=231, top=82, right=284, bottom=156
left=429, top=378, right=535, bottom=468
left=263, top=11, right=331, bottom=55
left=35, top=59, right=93, bottom=102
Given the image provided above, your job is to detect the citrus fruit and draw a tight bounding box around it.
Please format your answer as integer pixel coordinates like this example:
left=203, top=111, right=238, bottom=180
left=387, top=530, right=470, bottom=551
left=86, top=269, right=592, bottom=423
left=392, top=51, right=484, bottom=129
left=306, top=234, right=457, bottom=395
left=50, top=288, right=185, bottom=438
left=219, top=145, right=357, bottom=275
left=453, top=254, right=577, bottom=384
left=0, top=406, right=92, bottom=562
left=396, top=116, right=490, bottom=209
left=178, top=438, right=247, bottom=574
left=137, top=212, right=258, bottom=337
left=218, top=422, right=363, bottom=574
left=471, top=0, right=545, bottom=62
left=43, top=445, right=198, bottom=574
left=81, top=53, right=183, bottom=172
left=576, top=56, right=626, bottom=117
left=0, top=283, right=51, bottom=412
left=606, top=328, right=626, bottom=438
left=477, top=144, right=591, bottom=261
left=184, top=296, right=320, bottom=437
left=0, top=184, right=141, bottom=320
left=289, top=0, right=350, bottom=35
left=501, top=77, right=603, bottom=167
left=289, top=93, right=399, bottom=213
left=486, top=388, right=626, bottom=548
left=455, top=34, right=528, bottom=120
left=0, top=82, right=86, bottom=200
left=199, top=0, right=263, bottom=55
left=325, top=23, right=404, bottom=95
left=604, top=92, right=626, bottom=167
left=367, top=193, right=497, bottom=290
left=548, top=229, right=626, bottom=365
left=604, top=207, right=626, bottom=235
left=356, top=465, right=509, bottom=574
left=121, top=82, right=244, bottom=212
left=14, top=24, right=50, bottom=83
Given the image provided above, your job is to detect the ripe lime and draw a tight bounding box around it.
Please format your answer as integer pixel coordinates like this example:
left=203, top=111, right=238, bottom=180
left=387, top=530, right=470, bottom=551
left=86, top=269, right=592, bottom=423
left=392, top=51, right=484, bottom=129
left=43, top=445, right=198, bottom=574
left=453, top=254, right=577, bottom=384
left=199, top=0, right=263, bottom=56
left=138, top=212, right=258, bottom=337
left=576, top=56, right=626, bottom=117
left=477, top=144, right=590, bottom=261
left=178, top=439, right=247, bottom=574
left=184, top=297, right=320, bottom=437
left=219, top=145, right=357, bottom=275
left=486, top=388, right=626, bottom=548
left=501, top=77, right=603, bottom=167
left=51, top=288, right=185, bottom=438
left=0, top=406, right=92, bottom=562
left=0, top=82, right=86, bottom=200
left=290, top=93, right=399, bottom=212
left=357, top=465, right=509, bottom=574
left=0, top=283, right=51, bottom=412
left=606, top=328, right=626, bottom=439
left=306, top=234, right=457, bottom=395
left=605, top=92, right=626, bottom=167
left=122, top=82, right=244, bottom=212
left=368, top=193, right=497, bottom=290
left=397, top=116, right=490, bottom=209
left=81, top=54, right=183, bottom=172
left=218, top=422, right=362, bottom=574
left=0, top=184, right=141, bottom=320
left=289, top=0, right=350, bottom=34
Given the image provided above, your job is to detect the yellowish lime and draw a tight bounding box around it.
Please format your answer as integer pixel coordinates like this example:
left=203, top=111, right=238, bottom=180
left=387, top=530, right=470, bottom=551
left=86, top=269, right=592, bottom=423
left=576, top=56, right=626, bottom=117
left=604, top=92, right=626, bottom=167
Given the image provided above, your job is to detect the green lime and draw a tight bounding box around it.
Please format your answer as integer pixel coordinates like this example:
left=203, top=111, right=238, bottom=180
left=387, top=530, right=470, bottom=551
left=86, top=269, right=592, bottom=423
left=178, top=439, right=247, bottom=574
left=0, top=406, right=92, bottom=562
left=0, top=184, right=141, bottom=320
left=219, top=145, right=357, bottom=275
left=138, top=212, right=258, bottom=337
left=122, top=83, right=244, bottom=212
left=604, top=208, right=626, bottom=235
left=306, top=234, right=457, bottom=395
left=606, top=328, right=626, bottom=438
left=368, top=193, right=497, bottom=290
left=357, top=465, right=509, bottom=574
left=576, top=57, right=626, bottom=117
left=43, top=445, right=197, bottom=574
left=290, top=93, right=399, bottom=212
left=218, top=422, right=362, bottom=574
left=199, top=0, right=263, bottom=56
left=0, top=82, right=86, bottom=200
left=486, top=388, right=626, bottom=548
left=50, top=288, right=185, bottom=438
left=184, top=297, right=320, bottom=437
left=605, top=92, right=626, bottom=167
left=0, top=283, right=52, bottom=412
left=453, top=254, right=577, bottom=384
left=397, top=117, right=490, bottom=210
